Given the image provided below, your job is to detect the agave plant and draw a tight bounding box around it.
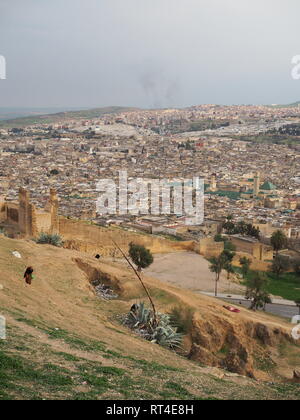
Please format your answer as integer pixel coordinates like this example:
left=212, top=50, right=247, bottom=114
left=123, top=302, right=183, bottom=350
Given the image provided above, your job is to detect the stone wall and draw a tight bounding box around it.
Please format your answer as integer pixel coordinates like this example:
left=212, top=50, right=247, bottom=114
left=198, top=237, right=224, bottom=258
left=59, top=217, right=195, bottom=256
left=228, top=236, right=273, bottom=262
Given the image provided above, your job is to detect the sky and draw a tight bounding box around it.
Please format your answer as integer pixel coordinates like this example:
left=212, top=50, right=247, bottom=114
left=1, top=0, right=300, bottom=109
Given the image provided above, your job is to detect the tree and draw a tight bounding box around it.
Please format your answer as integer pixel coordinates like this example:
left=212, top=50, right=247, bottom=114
left=239, top=257, right=252, bottom=278
left=271, top=255, right=290, bottom=278
left=214, top=234, right=223, bottom=242
left=223, top=221, right=235, bottom=235
left=224, top=240, right=236, bottom=252
left=292, top=258, right=300, bottom=277
left=245, top=271, right=272, bottom=311
left=295, top=299, right=300, bottom=316
left=221, top=249, right=235, bottom=264
left=237, top=221, right=248, bottom=236
left=112, top=240, right=157, bottom=324
left=270, top=230, right=287, bottom=256
left=210, top=254, right=227, bottom=297
left=129, top=243, right=154, bottom=272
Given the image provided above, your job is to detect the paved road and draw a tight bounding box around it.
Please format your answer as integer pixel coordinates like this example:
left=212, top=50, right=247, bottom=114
left=201, top=292, right=296, bottom=306
left=221, top=298, right=299, bottom=319
left=199, top=292, right=299, bottom=319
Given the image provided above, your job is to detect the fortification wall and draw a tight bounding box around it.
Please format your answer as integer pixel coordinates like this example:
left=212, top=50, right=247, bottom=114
left=35, top=212, right=52, bottom=234
left=59, top=217, right=195, bottom=257
left=233, top=252, right=271, bottom=272
left=199, top=237, right=224, bottom=258
left=228, top=236, right=273, bottom=261
left=0, top=201, right=6, bottom=223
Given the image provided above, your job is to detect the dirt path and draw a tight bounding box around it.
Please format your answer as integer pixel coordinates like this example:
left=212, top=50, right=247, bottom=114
left=145, top=252, right=245, bottom=294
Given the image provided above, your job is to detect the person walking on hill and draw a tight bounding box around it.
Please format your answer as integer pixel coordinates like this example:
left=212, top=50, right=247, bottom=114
left=24, top=267, right=34, bottom=285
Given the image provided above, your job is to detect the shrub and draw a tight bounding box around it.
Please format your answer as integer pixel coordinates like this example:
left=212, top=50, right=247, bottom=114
left=169, top=305, right=195, bottom=334
left=37, top=233, right=64, bottom=247
left=270, top=255, right=290, bottom=277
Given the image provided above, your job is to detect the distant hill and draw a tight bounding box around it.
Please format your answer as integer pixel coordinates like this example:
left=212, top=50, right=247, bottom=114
left=0, top=107, right=90, bottom=121
left=0, top=106, right=140, bottom=128
left=268, top=101, right=300, bottom=108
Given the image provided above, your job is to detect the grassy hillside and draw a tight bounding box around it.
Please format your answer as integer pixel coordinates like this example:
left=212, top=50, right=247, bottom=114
left=0, top=236, right=299, bottom=400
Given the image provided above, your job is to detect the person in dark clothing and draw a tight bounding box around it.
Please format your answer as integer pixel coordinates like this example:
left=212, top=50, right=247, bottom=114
left=24, top=267, right=34, bottom=285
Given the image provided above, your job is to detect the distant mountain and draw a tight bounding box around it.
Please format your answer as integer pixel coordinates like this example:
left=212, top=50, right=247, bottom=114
left=0, top=106, right=140, bottom=128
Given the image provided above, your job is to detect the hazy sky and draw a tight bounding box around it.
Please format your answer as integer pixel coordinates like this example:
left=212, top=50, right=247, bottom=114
left=1, top=0, right=300, bottom=108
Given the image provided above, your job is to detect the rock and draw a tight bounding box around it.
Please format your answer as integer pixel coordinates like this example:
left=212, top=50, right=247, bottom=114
left=12, top=251, right=22, bottom=259
left=254, top=323, right=273, bottom=346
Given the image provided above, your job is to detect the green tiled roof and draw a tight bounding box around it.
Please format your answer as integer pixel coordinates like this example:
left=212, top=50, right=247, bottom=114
left=206, top=190, right=241, bottom=200
left=260, top=181, right=277, bottom=191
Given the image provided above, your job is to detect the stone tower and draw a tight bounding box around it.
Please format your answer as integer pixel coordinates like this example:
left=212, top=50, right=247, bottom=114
left=253, top=171, right=260, bottom=197
left=18, top=188, right=35, bottom=237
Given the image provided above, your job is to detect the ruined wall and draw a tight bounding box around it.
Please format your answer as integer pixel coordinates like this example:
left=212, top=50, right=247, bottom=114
left=59, top=217, right=195, bottom=256
left=35, top=212, right=52, bottom=234
left=0, top=189, right=59, bottom=238
left=5, top=203, right=19, bottom=225
left=18, top=188, right=33, bottom=236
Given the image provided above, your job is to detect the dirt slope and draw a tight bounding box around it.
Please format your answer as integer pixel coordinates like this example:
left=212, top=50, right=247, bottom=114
left=0, top=236, right=299, bottom=400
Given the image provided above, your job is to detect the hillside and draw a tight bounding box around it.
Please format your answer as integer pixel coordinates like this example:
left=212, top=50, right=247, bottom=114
left=0, top=235, right=299, bottom=400
left=0, top=106, right=139, bottom=128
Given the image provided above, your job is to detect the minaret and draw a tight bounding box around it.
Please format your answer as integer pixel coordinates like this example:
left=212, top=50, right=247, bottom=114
left=253, top=171, right=260, bottom=197
left=210, top=174, right=217, bottom=192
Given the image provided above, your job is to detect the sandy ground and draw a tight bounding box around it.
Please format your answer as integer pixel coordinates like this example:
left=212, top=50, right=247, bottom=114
left=145, top=251, right=245, bottom=294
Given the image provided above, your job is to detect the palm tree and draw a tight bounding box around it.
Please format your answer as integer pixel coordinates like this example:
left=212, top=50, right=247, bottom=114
left=210, top=254, right=226, bottom=297
left=224, top=262, right=235, bottom=293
